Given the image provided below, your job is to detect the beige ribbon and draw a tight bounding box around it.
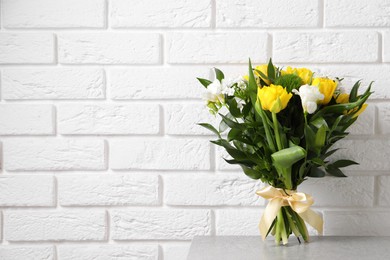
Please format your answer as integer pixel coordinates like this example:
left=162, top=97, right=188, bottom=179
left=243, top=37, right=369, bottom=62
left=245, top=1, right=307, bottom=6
left=256, top=186, right=323, bottom=240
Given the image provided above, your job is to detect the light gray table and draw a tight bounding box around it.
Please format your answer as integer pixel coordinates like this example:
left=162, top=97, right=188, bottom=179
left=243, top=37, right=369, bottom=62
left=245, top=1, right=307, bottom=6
left=187, top=236, right=390, bottom=260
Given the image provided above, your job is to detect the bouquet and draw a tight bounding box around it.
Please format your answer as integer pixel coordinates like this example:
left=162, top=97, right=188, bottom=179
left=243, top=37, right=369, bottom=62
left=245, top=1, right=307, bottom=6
left=197, top=59, right=372, bottom=245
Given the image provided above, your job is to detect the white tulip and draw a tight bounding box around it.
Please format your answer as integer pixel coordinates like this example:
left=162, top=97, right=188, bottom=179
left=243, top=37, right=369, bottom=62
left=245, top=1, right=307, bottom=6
left=292, top=84, right=324, bottom=114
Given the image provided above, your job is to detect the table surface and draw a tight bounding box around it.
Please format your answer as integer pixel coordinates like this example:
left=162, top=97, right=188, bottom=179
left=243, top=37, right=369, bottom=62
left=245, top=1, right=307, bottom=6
left=187, top=236, right=390, bottom=260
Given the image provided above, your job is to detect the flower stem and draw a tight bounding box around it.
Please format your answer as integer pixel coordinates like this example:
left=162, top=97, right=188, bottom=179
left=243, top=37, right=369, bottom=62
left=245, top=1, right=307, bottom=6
left=259, top=108, right=276, bottom=153
left=272, top=112, right=283, bottom=151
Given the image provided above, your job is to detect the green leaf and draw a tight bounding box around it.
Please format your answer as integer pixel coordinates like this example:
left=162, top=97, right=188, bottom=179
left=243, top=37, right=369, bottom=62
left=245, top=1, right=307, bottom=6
left=349, top=80, right=361, bottom=102
left=314, top=124, right=327, bottom=151
left=332, top=159, right=358, bottom=168
left=326, top=165, right=347, bottom=177
left=197, top=77, right=212, bottom=88
left=271, top=146, right=306, bottom=168
left=241, top=165, right=263, bottom=179
left=227, top=98, right=242, bottom=118
left=310, top=116, right=328, bottom=130
left=214, top=68, right=224, bottom=82
left=227, top=128, right=241, bottom=141
left=219, top=113, right=245, bottom=130
left=247, top=59, right=258, bottom=105
left=311, top=157, right=325, bottom=166
left=308, top=167, right=326, bottom=178
left=322, top=148, right=341, bottom=159
left=198, top=123, right=220, bottom=137
left=267, top=58, right=276, bottom=81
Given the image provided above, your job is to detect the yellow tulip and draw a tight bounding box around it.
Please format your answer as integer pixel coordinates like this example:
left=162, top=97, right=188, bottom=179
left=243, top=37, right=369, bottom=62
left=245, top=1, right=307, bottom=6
left=334, top=93, right=368, bottom=118
left=255, top=64, right=271, bottom=85
left=312, top=77, right=337, bottom=105
left=282, top=66, right=313, bottom=85
left=258, top=84, right=292, bottom=113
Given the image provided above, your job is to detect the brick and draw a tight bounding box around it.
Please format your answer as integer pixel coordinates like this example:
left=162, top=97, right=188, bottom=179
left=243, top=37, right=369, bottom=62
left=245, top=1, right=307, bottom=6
left=2, top=0, right=104, bottom=28
left=2, top=68, right=104, bottom=100
left=377, top=103, right=390, bottom=134
left=330, top=139, right=390, bottom=171
left=4, top=211, right=106, bottom=241
left=0, top=33, right=54, bottom=64
left=324, top=210, right=390, bottom=236
left=111, top=209, right=210, bottom=240
left=325, top=0, right=390, bottom=27
left=0, top=104, right=54, bottom=135
left=315, top=65, right=390, bottom=100
left=167, top=32, right=268, bottom=64
left=3, top=139, right=105, bottom=171
left=163, top=244, right=191, bottom=260
left=110, top=0, right=211, bottom=28
left=110, top=139, right=210, bottom=170
left=0, top=175, right=54, bottom=206
left=58, top=174, right=159, bottom=206
left=385, top=32, right=390, bottom=62
left=59, top=33, right=160, bottom=64
left=217, top=0, right=319, bottom=28
left=108, top=67, right=206, bottom=100
left=58, top=245, right=158, bottom=260
left=378, top=176, right=390, bottom=206
left=216, top=209, right=320, bottom=236
left=164, top=174, right=264, bottom=206
left=274, top=32, right=378, bottom=63
left=0, top=246, right=54, bottom=260
left=300, top=176, right=374, bottom=207
left=58, top=104, right=159, bottom=135
left=165, top=103, right=216, bottom=135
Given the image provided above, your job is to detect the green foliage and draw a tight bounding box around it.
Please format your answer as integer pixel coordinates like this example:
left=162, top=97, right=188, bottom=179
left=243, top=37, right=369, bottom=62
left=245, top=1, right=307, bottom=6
left=274, top=74, right=303, bottom=92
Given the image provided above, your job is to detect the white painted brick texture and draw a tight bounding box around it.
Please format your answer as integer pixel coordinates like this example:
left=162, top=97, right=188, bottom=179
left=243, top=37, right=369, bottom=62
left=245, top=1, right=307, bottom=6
left=2, top=68, right=105, bottom=100
left=58, top=104, right=160, bottom=135
left=0, top=33, right=54, bottom=64
left=0, top=246, right=54, bottom=260
left=0, top=0, right=388, bottom=258
left=58, top=33, right=160, bottom=64
left=167, top=32, right=268, bottom=63
left=217, top=0, right=319, bottom=28
left=2, top=0, right=105, bottom=28
left=111, top=210, right=211, bottom=240
left=4, top=211, right=106, bottom=241
left=0, top=175, right=54, bottom=206
left=0, top=104, right=54, bottom=135
left=110, top=139, right=210, bottom=170
left=58, top=174, right=159, bottom=206
left=110, top=0, right=211, bottom=28
left=3, top=139, right=106, bottom=171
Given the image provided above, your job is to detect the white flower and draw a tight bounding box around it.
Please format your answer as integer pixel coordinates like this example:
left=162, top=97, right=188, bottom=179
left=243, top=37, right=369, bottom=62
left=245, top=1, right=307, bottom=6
left=292, top=84, right=324, bottom=114
left=203, top=79, right=224, bottom=104
left=235, top=97, right=246, bottom=109
left=221, top=78, right=235, bottom=96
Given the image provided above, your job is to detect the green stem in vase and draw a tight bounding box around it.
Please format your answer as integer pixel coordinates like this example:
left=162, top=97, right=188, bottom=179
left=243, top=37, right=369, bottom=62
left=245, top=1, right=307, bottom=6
left=272, top=112, right=283, bottom=151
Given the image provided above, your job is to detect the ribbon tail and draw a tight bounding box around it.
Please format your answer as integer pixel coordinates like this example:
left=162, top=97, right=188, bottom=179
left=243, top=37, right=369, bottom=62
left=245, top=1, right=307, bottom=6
left=299, top=209, right=323, bottom=235
left=259, top=198, right=283, bottom=240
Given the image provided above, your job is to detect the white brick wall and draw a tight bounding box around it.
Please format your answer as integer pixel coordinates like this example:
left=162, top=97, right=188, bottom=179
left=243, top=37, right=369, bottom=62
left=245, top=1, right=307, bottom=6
left=0, top=0, right=388, bottom=259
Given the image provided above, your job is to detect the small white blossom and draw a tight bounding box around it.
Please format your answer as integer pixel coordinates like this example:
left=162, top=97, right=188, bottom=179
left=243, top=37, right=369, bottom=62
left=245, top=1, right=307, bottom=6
left=221, top=78, right=236, bottom=96
left=235, top=97, right=246, bottom=109
left=292, top=84, right=324, bottom=114
left=203, top=79, right=224, bottom=104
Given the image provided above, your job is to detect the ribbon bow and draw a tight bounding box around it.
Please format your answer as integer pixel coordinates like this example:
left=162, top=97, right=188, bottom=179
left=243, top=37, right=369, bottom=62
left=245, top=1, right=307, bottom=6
left=256, top=186, right=323, bottom=240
